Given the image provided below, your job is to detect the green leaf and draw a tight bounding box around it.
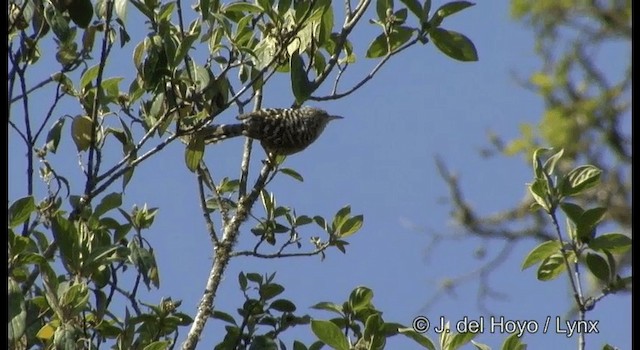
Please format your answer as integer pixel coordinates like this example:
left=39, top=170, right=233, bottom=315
left=449, top=331, right=477, bottom=350
left=238, top=272, right=248, bottom=290
left=589, top=233, right=632, bottom=253
left=429, top=28, right=478, bottom=62
left=559, top=202, right=583, bottom=224
left=500, top=332, right=526, bottom=350
left=114, top=0, right=128, bottom=20
left=521, top=240, right=562, bottom=270
left=52, top=216, right=79, bottom=272
left=543, top=148, right=564, bottom=175
left=71, top=115, right=94, bottom=151
left=310, top=301, right=343, bottom=315
left=45, top=118, right=66, bottom=153
left=366, top=26, right=414, bottom=58
left=280, top=168, right=304, bottom=182
left=80, top=65, right=100, bottom=90
left=143, top=341, right=172, bottom=350
left=430, top=1, right=475, bottom=27
left=422, top=0, right=432, bottom=22
left=398, top=328, right=436, bottom=350
left=295, top=215, right=313, bottom=226
left=212, top=310, right=237, bottom=325
left=224, top=2, right=264, bottom=13
left=536, top=253, right=566, bottom=281
left=532, top=148, right=552, bottom=180
left=313, top=216, right=327, bottom=230
left=94, top=193, right=122, bottom=217
left=311, top=320, right=350, bottom=350
left=246, top=272, right=263, bottom=284
left=400, top=0, right=422, bottom=20
left=8, top=278, right=26, bottom=342
left=470, top=340, right=492, bottom=350
left=559, top=165, right=602, bottom=197
left=376, top=0, right=393, bottom=21
left=363, top=314, right=385, bottom=348
left=185, top=136, right=204, bottom=172
left=349, top=286, right=373, bottom=311
left=67, top=0, right=93, bottom=28
left=575, top=207, right=607, bottom=242
left=338, top=215, right=363, bottom=238
left=259, top=283, right=285, bottom=300
left=527, top=179, right=551, bottom=213
left=45, top=5, right=72, bottom=42
left=290, top=51, right=313, bottom=104
left=270, top=299, right=297, bottom=312
left=9, top=196, right=36, bottom=228
left=585, top=252, right=610, bottom=282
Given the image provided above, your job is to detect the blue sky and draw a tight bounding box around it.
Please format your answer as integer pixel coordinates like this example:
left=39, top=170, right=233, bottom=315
left=8, top=0, right=631, bottom=349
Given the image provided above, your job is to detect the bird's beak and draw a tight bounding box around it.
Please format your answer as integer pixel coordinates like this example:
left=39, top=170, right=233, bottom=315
left=330, top=115, right=344, bottom=120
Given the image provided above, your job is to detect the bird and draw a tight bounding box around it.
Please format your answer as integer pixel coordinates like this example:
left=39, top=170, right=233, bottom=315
left=202, top=107, right=343, bottom=156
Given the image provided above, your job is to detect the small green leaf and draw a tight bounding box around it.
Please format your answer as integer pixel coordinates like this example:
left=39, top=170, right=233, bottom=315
left=290, top=51, right=313, bottom=104
left=349, top=286, right=373, bottom=310
left=67, top=0, right=93, bottom=28
left=537, top=253, right=566, bottom=281
left=589, top=233, right=632, bottom=253
left=173, top=31, right=199, bottom=67
left=430, top=1, right=474, bottom=27
left=185, top=136, right=204, bottom=172
left=112, top=0, right=128, bottom=21
left=376, top=0, right=393, bottom=21
left=94, top=193, right=122, bottom=217
left=449, top=331, right=477, bottom=350
left=224, top=2, right=264, bottom=13
left=270, top=299, right=297, bottom=312
left=52, top=216, right=79, bottom=272
left=521, top=240, right=562, bottom=270
left=585, top=252, right=610, bottom=282
left=80, top=65, right=100, bottom=90
left=310, top=301, right=343, bottom=315
left=311, top=320, right=350, bottom=350
left=422, top=0, right=432, bottom=22
left=398, top=328, right=437, bottom=350
left=532, top=148, right=552, bottom=180
left=45, top=5, right=72, bottom=42
left=212, top=310, right=237, bottom=325
left=9, top=196, right=36, bottom=228
left=500, top=332, right=526, bottom=350
left=280, top=168, right=304, bottom=182
left=338, top=215, right=363, bottom=238
left=260, top=283, right=285, bottom=300
left=559, top=165, right=602, bottom=197
left=245, top=272, right=263, bottom=284
left=527, top=179, right=551, bottom=213
left=543, top=148, right=564, bottom=175
left=45, top=118, right=66, bottom=153
left=143, top=340, right=172, bottom=350
left=71, top=115, right=94, bottom=151
left=470, top=340, right=492, bottom=350
left=366, top=26, right=414, bottom=58
left=313, top=216, right=327, bottom=230
left=399, top=0, right=422, bottom=20
left=575, top=207, right=607, bottom=242
left=559, top=202, right=583, bottom=224
left=429, top=27, right=478, bottom=62
left=238, top=272, right=248, bottom=291
left=8, top=278, right=27, bottom=342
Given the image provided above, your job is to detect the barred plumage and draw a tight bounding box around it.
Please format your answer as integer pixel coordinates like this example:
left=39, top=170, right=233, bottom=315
left=204, top=107, right=342, bottom=156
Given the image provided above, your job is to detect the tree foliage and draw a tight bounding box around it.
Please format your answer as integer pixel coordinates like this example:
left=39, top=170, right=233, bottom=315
left=8, top=0, right=478, bottom=349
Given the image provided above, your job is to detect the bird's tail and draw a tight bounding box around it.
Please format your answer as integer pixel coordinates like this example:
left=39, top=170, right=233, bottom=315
left=201, top=123, right=245, bottom=144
